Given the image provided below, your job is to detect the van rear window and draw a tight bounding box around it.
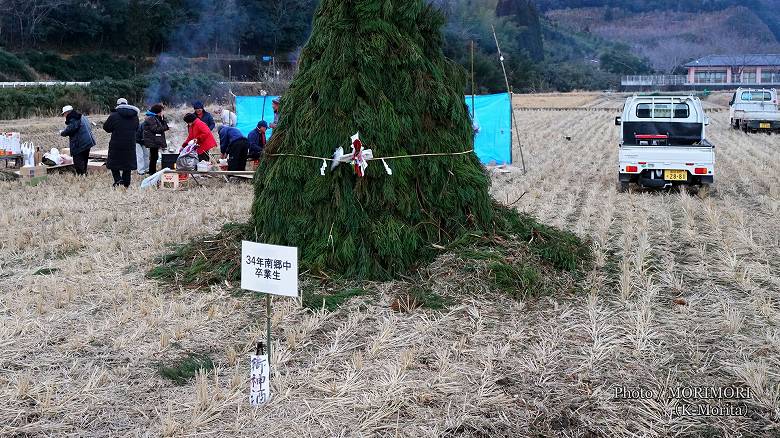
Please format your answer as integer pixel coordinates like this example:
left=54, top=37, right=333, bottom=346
left=636, top=104, right=652, bottom=118
left=635, top=103, right=690, bottom=119
left=741, top=91, right=772, bottom=102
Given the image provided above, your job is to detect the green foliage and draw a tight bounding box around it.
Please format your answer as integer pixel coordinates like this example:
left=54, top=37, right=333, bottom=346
left=21, top=51, right=77, bottom=80
left=405, top=286, right=450, bottom=310
left=0, top=49, right=35, bottom=81
left=488, top=260, right=540, bottom=299
left=21, top=51, right=134, bottom=81
left=498, top=209, right=591, bottom=272
left=496, top=0, right=544, bottom=61
left=158, top=353, right=214, bottom=385
left=70, top=53, right=135, bottom=80
left=302, top=288, right=367, bottom=312
left=1, top=0, right=317, bottom=60
left=251, top=0, right=499, bottom=280
left=0, top=73, right=223, bottom=119
left=147, top=223, right=249, bottom=288
left=599, top=47, right=653, bottom=75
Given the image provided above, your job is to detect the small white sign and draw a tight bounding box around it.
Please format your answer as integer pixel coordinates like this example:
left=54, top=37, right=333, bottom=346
left=241, top=241, right=299, bottom=297
left=250, top=354, right=270, bottom=406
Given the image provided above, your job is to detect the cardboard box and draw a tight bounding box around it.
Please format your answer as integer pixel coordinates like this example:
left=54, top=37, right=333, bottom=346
left=161, top=172, right=189, bottom=190
left=20, top=165, right=47, bottom=179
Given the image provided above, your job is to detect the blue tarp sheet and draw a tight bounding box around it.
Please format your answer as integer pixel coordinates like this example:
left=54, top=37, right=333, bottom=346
left=236, top=95, right=279, bottom=139
left=236, top=93, right=511, bottom=165
left=466, top=93, right=512, bottom=165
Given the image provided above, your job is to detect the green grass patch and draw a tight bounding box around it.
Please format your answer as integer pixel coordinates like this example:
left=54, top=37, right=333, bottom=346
left=158, top=353, right=214, bottom=385
left=147, top=222, right=249, bottom=288
left=302, top=288, right=367, bottom=312
left=405, top=286, right=450, bottom=310
left=488, top=261, right=542, bottom=300
left=496, top=209, right=592, bottom=274
left=33, top=267, right=59, bottom=276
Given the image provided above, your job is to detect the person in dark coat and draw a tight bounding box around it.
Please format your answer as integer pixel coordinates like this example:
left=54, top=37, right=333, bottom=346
left=103, top=99, right=140, bottom=187
left=59, top=105, right=96, bottom=175
left=218, top=125, right=250, bottom=171
left=247, top=120, right=267, bottom=159
left=193, top=101, right=216, bottom=131
left=142, top=104, right=169, bottom=174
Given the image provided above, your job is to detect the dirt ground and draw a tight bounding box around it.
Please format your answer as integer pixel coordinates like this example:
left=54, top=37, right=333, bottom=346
left=1, top=94, right=780, bottom=437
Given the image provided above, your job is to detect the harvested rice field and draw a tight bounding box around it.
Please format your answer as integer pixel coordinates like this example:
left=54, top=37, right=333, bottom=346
left=1, top=94, right=780, bottom=437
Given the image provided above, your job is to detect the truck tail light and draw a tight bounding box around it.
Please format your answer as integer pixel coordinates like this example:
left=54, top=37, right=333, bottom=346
left=694, top=167, right=708, bottom=175
left=626, top=165, right=638, bottom=173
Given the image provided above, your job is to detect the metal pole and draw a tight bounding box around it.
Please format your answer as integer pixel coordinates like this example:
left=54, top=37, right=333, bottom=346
left=491, top=25, right=527, bottom=174
left=266, top=294, right=273, bottom=367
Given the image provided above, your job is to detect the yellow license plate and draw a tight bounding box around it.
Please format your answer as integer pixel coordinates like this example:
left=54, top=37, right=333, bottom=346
left=664, top=170, right=688, bottom=181
left=760, top=123, right=771, bottom=129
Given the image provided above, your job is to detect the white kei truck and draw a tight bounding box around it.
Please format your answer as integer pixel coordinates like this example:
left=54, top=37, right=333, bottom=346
left=729, top=88, right=780, bottom=133
left=616, top=95, right=714, bottom=194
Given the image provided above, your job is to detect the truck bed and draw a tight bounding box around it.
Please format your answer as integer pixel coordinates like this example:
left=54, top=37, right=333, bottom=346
left=619, top=143, right=714, bottom=165
left=733, top=110, right=780, bottom=121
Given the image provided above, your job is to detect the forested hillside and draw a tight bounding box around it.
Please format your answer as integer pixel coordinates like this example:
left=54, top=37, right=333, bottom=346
left=3, top=0, right=769, bottom=92
left=538, top=0, right=780, bottom=71
left=0, top=0, right=317, bottom=58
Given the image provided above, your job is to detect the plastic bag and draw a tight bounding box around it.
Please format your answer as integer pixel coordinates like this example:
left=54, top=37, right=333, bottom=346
left=140, top=169, right=168, bottom=189
left=176, top=141, right=198, bottom=171
left=43, top=148, right=63, bottom=165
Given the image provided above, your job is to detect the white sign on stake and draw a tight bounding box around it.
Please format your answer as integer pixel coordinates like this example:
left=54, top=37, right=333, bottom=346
left=250, top=353, right=271, bottom=406
left=241, top=241, right=299, bottom=297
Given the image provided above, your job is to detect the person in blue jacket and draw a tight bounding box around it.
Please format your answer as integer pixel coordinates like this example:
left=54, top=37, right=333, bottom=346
left=247, top=120, right=268, bottom=160
left=60, top=105, right=96, bottom=175
left=218, top=125, right=250, bottom=171
left=193, top=101, right=216, bottom=131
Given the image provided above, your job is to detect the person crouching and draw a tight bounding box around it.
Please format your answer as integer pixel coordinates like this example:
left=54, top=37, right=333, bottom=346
left=218, top=125, right=250, bottom=171
left=182, top=113, right=217, bottom=163
left=104, top=98, right=140, bottom=188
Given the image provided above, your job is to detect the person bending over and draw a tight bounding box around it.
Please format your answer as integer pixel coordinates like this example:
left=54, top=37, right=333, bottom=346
left=182, top=113, right=217, bottom=163
left=218, top=125, right=250, bottom=171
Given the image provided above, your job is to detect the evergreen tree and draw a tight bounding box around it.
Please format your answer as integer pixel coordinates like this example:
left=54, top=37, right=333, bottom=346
left=250, top=0, right=500, bottom=279
left=495, top=0, right=544, bottom=62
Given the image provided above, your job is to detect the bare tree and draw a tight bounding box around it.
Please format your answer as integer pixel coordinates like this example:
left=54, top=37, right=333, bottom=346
left=0, top=0, right=68, bottom=45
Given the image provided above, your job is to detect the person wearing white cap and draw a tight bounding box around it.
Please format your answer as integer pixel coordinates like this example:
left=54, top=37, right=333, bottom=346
left=59, top=105, right=96, bottom=175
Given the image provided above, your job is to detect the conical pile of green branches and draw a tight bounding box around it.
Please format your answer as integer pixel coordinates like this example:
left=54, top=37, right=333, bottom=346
left=250, top=0, right=586, bottom=280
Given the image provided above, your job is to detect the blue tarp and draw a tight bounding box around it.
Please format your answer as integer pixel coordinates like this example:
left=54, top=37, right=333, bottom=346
left=236, top=95, right=279, bottom=140
left=235, top=93, right=512, bottom=165
left=466, top=93, right=512, bottom=165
